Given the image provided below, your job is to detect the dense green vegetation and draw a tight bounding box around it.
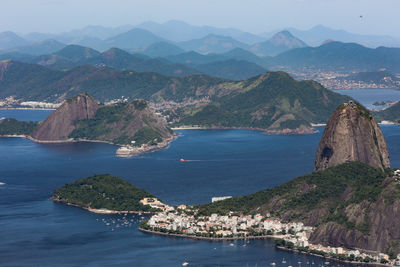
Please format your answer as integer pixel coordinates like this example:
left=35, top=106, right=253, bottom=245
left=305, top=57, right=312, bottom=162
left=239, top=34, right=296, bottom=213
left=69, top=99, right=169, bottom=146
left=198, top=162, right=393, bottom=232
left=0, top=118, right=38, bottom=135
left=177, top=72, right=350, bottom=130
left=52, top=174, right=158, bottom=212
left=69, top=103, right=128, bottom=141
left=194, top=59, right=267, bottom=80
left=131, top=126, right=163, bottom=145
left=0, top=61, right=226, bottom=102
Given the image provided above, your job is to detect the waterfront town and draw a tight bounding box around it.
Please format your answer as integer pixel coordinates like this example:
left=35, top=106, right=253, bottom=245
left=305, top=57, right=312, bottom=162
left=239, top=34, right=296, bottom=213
left=139, top=197, right=400, bottom=266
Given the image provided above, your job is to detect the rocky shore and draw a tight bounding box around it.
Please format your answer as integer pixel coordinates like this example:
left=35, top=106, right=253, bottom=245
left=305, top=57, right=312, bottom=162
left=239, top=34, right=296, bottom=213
left=116, top=135, right=177, bottom=157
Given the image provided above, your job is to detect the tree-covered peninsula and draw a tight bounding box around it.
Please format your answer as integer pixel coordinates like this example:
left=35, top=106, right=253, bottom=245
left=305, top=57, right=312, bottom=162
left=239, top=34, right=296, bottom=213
left=51, top=174, right=159, bottom=213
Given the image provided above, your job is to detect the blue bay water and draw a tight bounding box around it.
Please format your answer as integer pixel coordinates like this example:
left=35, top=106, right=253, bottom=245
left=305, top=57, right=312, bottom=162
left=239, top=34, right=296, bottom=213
left=334, top=88, right=400, bottom=110
left=1, top=92, right=400, bottom=266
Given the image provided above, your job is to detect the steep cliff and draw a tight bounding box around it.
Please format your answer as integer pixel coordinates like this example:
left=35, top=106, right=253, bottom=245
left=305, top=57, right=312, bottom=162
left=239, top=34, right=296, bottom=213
left=314, top=101, right=390, bottom=171
left=31, top=93, right=98, bottom=141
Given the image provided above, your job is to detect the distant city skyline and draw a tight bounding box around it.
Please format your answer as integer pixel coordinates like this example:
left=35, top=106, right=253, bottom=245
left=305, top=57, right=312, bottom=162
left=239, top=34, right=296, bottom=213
left=1, top=0, right=399, bottom=37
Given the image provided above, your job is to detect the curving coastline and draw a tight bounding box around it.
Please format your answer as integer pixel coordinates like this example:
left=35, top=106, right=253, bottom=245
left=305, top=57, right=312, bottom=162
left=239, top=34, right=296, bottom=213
left=138, top=227, right=283, bottom=241
left=116, top=135, right=177, bottom=157
left=51, top=198, right=155, bottom=215
left=276, top=246, right=389, bottom=267
left=139, top=227, right=392, bottom=266
left=172, top=125, right=317, bottom=135
left=0, top=134, right=177, bottom=157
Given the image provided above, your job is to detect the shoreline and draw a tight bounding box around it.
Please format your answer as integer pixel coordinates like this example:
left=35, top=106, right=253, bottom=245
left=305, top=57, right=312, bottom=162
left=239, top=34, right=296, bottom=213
left=139, top=227, right=284, bottom=241
left=51, top=198, right=155, bottom=215
left=116, top=135, right=177, bottom=157
left=276, top=246, right=390, bottom=267
left=171, top=125, right=317, bottom=135
left=139, top=228, right=390, bottom=266
left=0, top=134, right=176, bottom=157
left=0, top=107, right=56, bottom=111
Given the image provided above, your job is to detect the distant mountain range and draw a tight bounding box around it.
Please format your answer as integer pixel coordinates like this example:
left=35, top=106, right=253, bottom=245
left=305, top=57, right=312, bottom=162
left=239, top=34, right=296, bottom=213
left=2, top=39, right=400, bottom=82
left=0, top=60, right=226, bottom=102
left=267, top=41, right=400, bottom=73
left=250, top=31, right=308, bottom=56
left=1, top=21, right=399, bottom=61
left=0, top=31, right=30, bottom=50
left=104, top=28, right=167, bottom=50
left=135, top=20, right=264, bottom=44
left=0, top=45, right=267, bottom=80
left=286, top=25, right=400, bottom=48
left=178, top=34, right=250, bottom=54
left=3, top=39, right=66, bottom=56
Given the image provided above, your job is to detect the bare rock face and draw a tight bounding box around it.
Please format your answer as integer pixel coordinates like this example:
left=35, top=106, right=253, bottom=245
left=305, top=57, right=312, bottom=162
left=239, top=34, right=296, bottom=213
left=31, top=93, right=98, bottom=141
left=309, top=196, right=400, bottom=254
left=314, top=101, right=390, bottom=171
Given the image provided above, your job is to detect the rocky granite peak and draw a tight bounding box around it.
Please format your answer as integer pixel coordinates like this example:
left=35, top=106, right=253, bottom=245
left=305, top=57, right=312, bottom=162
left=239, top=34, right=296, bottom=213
left=31, top=93, right=98, bottom=141
left=314, top=101, right=390, bottom=171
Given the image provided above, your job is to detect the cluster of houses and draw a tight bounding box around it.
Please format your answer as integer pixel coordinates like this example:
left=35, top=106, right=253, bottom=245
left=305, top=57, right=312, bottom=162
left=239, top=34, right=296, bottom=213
left=140, top=199, right=400, bottom=265
left=145, top=206, right=313, bottom=240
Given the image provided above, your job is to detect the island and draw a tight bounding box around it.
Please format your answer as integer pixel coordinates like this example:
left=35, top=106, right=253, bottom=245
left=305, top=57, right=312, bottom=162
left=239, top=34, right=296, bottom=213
left=51, top=174, right=168, bottom=214
left=0, top=93, right=175, bottom=156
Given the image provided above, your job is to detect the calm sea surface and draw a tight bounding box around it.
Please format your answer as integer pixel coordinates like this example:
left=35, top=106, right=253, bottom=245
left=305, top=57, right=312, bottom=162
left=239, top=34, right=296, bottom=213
left=1, top=89, right=400, bottom=266
left=334, top=88, right=400, bottom=110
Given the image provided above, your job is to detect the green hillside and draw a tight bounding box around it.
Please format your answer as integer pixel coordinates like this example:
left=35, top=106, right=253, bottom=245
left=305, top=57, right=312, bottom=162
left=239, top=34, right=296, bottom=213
left=0, top=118, right=38, bottom=135
left=177, top=72, right=350, bottom=131
left=69, top=99, right=172, bottom=146
left=194, top=59, right=267, bottom=80
left=0, top=61, right=226, bottom=102
left=52, top=174, right=157, bottom=212
left=198, top=162, right=400, bottom=254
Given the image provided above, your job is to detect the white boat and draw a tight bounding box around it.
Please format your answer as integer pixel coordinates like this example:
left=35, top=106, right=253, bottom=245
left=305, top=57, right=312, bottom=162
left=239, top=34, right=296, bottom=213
left=0, top=182, right=5, bottom=186
left=270, top=262, right=276, bottom=266
left=282, top=258, right=286, bottom=264
left=182, top=262, right=189, bottom=266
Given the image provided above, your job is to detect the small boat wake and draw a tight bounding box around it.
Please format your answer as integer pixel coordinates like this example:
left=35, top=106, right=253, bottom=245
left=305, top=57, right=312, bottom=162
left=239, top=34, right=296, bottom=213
left=179, top=158, right=204, bottom=162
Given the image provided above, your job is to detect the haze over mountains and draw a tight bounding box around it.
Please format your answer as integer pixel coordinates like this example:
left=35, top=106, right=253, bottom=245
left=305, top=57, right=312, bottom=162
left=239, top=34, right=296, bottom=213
left=1, top=20, right=400, bottom=57
left=1, top=19, right=400, bottom=99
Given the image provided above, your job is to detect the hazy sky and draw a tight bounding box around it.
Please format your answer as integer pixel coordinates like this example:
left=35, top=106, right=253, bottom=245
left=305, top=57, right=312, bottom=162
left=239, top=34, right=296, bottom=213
left=2, top=0, right=400, bottom=36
